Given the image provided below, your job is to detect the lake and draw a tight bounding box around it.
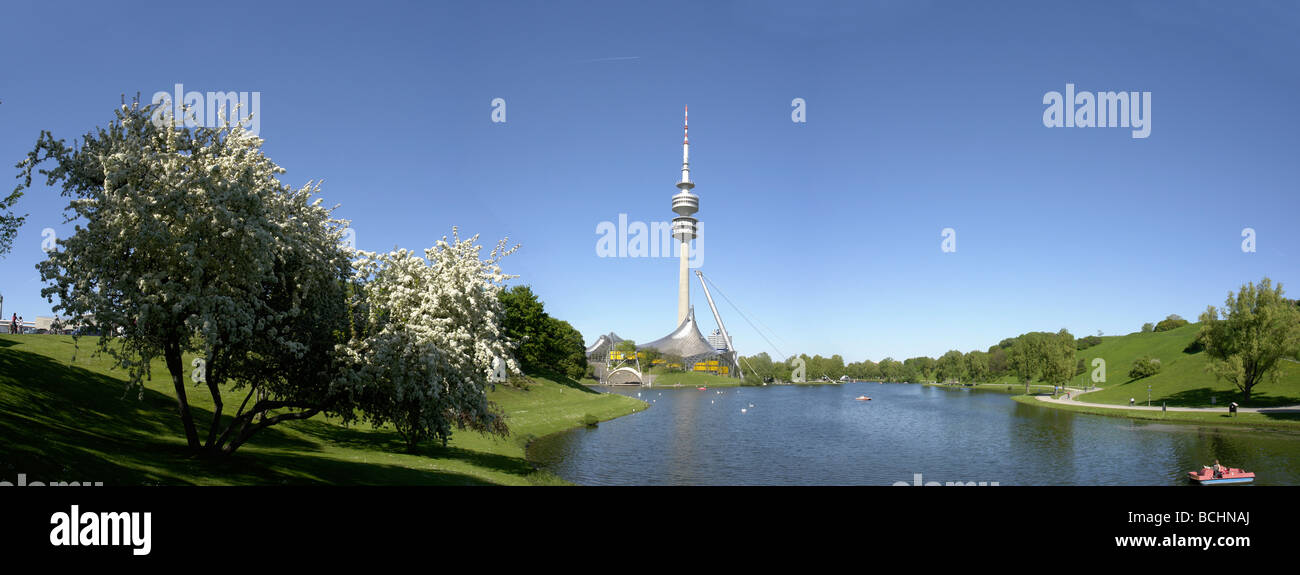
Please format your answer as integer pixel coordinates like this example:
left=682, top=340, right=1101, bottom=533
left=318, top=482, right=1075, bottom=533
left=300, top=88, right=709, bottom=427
left=528, top=382, right=1300, bottom=485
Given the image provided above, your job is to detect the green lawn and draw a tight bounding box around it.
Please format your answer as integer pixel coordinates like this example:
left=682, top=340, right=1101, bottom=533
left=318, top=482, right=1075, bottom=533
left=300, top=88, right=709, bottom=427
left=0, top=334, right=645, bottom=485
left=645, top=369, right=743, bottom=387
left=1010, top=394, right=1300, bottom=430
left=1068, top=324, right=1300, bottom=408
left=976, top=325, right=1300, bottom=408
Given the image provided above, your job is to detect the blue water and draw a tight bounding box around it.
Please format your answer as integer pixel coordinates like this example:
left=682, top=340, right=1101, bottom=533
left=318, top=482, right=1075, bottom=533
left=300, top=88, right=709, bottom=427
left=528, top=382, right=1300, bottom=485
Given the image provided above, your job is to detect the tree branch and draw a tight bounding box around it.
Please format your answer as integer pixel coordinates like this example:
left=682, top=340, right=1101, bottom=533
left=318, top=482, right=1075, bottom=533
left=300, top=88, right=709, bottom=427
left=222, top=407, right=321, bottom=454
left=213, top=397, right=329, bottom=454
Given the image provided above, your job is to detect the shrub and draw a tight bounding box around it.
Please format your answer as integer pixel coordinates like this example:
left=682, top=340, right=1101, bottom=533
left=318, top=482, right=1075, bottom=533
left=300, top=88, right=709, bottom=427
left=1154, top=314, right=1189, bottom=332
left=1129, top=356, right=1162, bottom=379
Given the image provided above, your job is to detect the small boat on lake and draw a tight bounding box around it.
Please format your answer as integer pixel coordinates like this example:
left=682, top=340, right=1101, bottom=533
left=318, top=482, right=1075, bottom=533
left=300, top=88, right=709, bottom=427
left=1188, top=466, right=1255, bottom=485
left=854, top=395, right=872, bottom=401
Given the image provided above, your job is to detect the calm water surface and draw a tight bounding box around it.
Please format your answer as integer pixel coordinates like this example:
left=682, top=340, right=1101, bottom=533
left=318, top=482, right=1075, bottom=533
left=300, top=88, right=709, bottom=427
left=528, top=382, right=1300, bottom=485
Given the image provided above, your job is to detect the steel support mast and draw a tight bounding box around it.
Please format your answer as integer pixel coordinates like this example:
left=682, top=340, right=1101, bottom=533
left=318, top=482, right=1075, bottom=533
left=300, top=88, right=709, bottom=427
left=695, top=270, right=741, bottom=379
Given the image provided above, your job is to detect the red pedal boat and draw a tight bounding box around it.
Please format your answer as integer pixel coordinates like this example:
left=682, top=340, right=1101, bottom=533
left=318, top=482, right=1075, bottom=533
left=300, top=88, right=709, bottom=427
left=1188, top=466, right=1255, bottom=485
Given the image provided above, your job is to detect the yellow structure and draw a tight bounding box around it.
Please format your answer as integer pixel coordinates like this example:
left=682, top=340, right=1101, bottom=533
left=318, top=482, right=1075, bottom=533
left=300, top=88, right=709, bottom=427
left=692, top=363, right=729, bottom=375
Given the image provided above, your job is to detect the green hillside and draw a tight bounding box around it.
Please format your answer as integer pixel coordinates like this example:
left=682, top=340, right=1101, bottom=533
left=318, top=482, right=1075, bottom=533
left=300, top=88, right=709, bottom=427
left=646, top=369, right=742, bottom=387
left=0, top=334, right=644, bottom=485
left=1068, top=324, right=1300, bottom=408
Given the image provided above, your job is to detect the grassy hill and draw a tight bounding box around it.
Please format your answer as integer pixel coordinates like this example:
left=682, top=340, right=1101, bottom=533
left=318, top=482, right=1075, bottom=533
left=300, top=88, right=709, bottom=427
left=1067, top=324, right=1300, bottom=408
left=645, top=369, right=743, bottom=387
left=0, top=334, right=644, bottom=485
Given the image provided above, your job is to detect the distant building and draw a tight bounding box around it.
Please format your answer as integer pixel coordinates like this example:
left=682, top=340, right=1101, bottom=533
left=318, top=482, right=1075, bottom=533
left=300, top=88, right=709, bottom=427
left=34, top=316, right=56, bottom=333
left=708, top=328, right=728, bottom=352
left=585, top=332, right=625, bottom=362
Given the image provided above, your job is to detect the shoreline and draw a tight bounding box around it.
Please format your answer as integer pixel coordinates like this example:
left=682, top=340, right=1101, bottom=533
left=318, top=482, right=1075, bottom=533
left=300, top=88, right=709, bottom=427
left=923, top=380, right=1300, bottom=431
left=519, top=384, right=649, bottom=485
left=923, top=382, right=1060, bottom=393
left=1011, top=393, right=1300, bottom=431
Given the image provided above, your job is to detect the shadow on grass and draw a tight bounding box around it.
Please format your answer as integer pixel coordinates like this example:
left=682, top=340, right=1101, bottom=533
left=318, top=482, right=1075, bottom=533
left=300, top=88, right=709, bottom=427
left=527, top=369, right=599, bottom=394
left=1161, top=386, right=1300, bottom=409
left=411, top=444, right=536, bottom=477
left=0, top=345, right=516, bottom=485
left=289, top=418, right=537, bottom=479
left=289, top=418, right=402, bottom=451
left=0, top=346, right=318, bottom=479
left=195, top=448, right=500, bottom=486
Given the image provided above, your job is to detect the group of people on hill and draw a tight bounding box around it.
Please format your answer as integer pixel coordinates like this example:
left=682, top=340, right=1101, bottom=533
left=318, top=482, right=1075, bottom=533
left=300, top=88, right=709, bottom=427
left=9, top=313, right=22, bottom=335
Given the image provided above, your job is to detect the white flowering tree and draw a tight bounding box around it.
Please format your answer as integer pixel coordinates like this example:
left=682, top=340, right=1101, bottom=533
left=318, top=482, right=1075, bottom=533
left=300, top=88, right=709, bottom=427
left=18, top=101, right=524, bottom=457
left=17, top=101, right=356, bottom=455
left=340, top=230, right=518, bottom=451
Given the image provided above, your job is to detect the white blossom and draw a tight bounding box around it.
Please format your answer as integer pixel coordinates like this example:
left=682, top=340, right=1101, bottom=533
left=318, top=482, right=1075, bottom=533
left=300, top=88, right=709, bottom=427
left=340, top=229, right=520, bottom=448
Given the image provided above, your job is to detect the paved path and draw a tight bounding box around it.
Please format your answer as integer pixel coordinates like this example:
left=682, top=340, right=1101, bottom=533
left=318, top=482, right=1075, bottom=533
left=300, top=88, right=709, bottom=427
left=1033, top=386, right=1300, bottom=414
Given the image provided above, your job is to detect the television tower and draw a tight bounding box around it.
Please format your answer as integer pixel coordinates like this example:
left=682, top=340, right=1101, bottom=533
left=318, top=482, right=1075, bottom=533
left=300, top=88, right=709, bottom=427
left=671, top=107, right=699, bottom=326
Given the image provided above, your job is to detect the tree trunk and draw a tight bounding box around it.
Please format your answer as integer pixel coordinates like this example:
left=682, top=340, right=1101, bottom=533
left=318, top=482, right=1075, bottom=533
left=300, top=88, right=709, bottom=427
left=163, top=339, right=201, bottom=451
left=221, top=406, right=320, bottom=454
left=204, top=345, right=223, bottom=450
left=211, top=398, right=326, bottom=455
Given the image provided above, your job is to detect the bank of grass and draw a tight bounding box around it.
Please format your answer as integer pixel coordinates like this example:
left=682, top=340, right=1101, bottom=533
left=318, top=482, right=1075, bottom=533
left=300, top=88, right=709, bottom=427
left=1069, top=324, right=1300, bottom=408
left=646, top=369, right=742, bottom=387
left=963, top=325, right=1300, bottom=408
left=926, top=382, right=1059, bottom=394
left=1010, top=394, right=1300, bottom=431
left=0, top=334, right=645, bottom=485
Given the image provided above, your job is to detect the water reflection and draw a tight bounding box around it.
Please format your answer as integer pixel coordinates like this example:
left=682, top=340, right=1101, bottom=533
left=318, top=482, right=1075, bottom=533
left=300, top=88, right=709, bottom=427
left=529, top=382, right=1300, bottom=486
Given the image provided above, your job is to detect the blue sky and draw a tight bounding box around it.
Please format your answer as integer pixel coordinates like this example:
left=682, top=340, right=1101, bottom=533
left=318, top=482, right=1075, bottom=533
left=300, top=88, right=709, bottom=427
left=1, top=1, right=1297, bottom=362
